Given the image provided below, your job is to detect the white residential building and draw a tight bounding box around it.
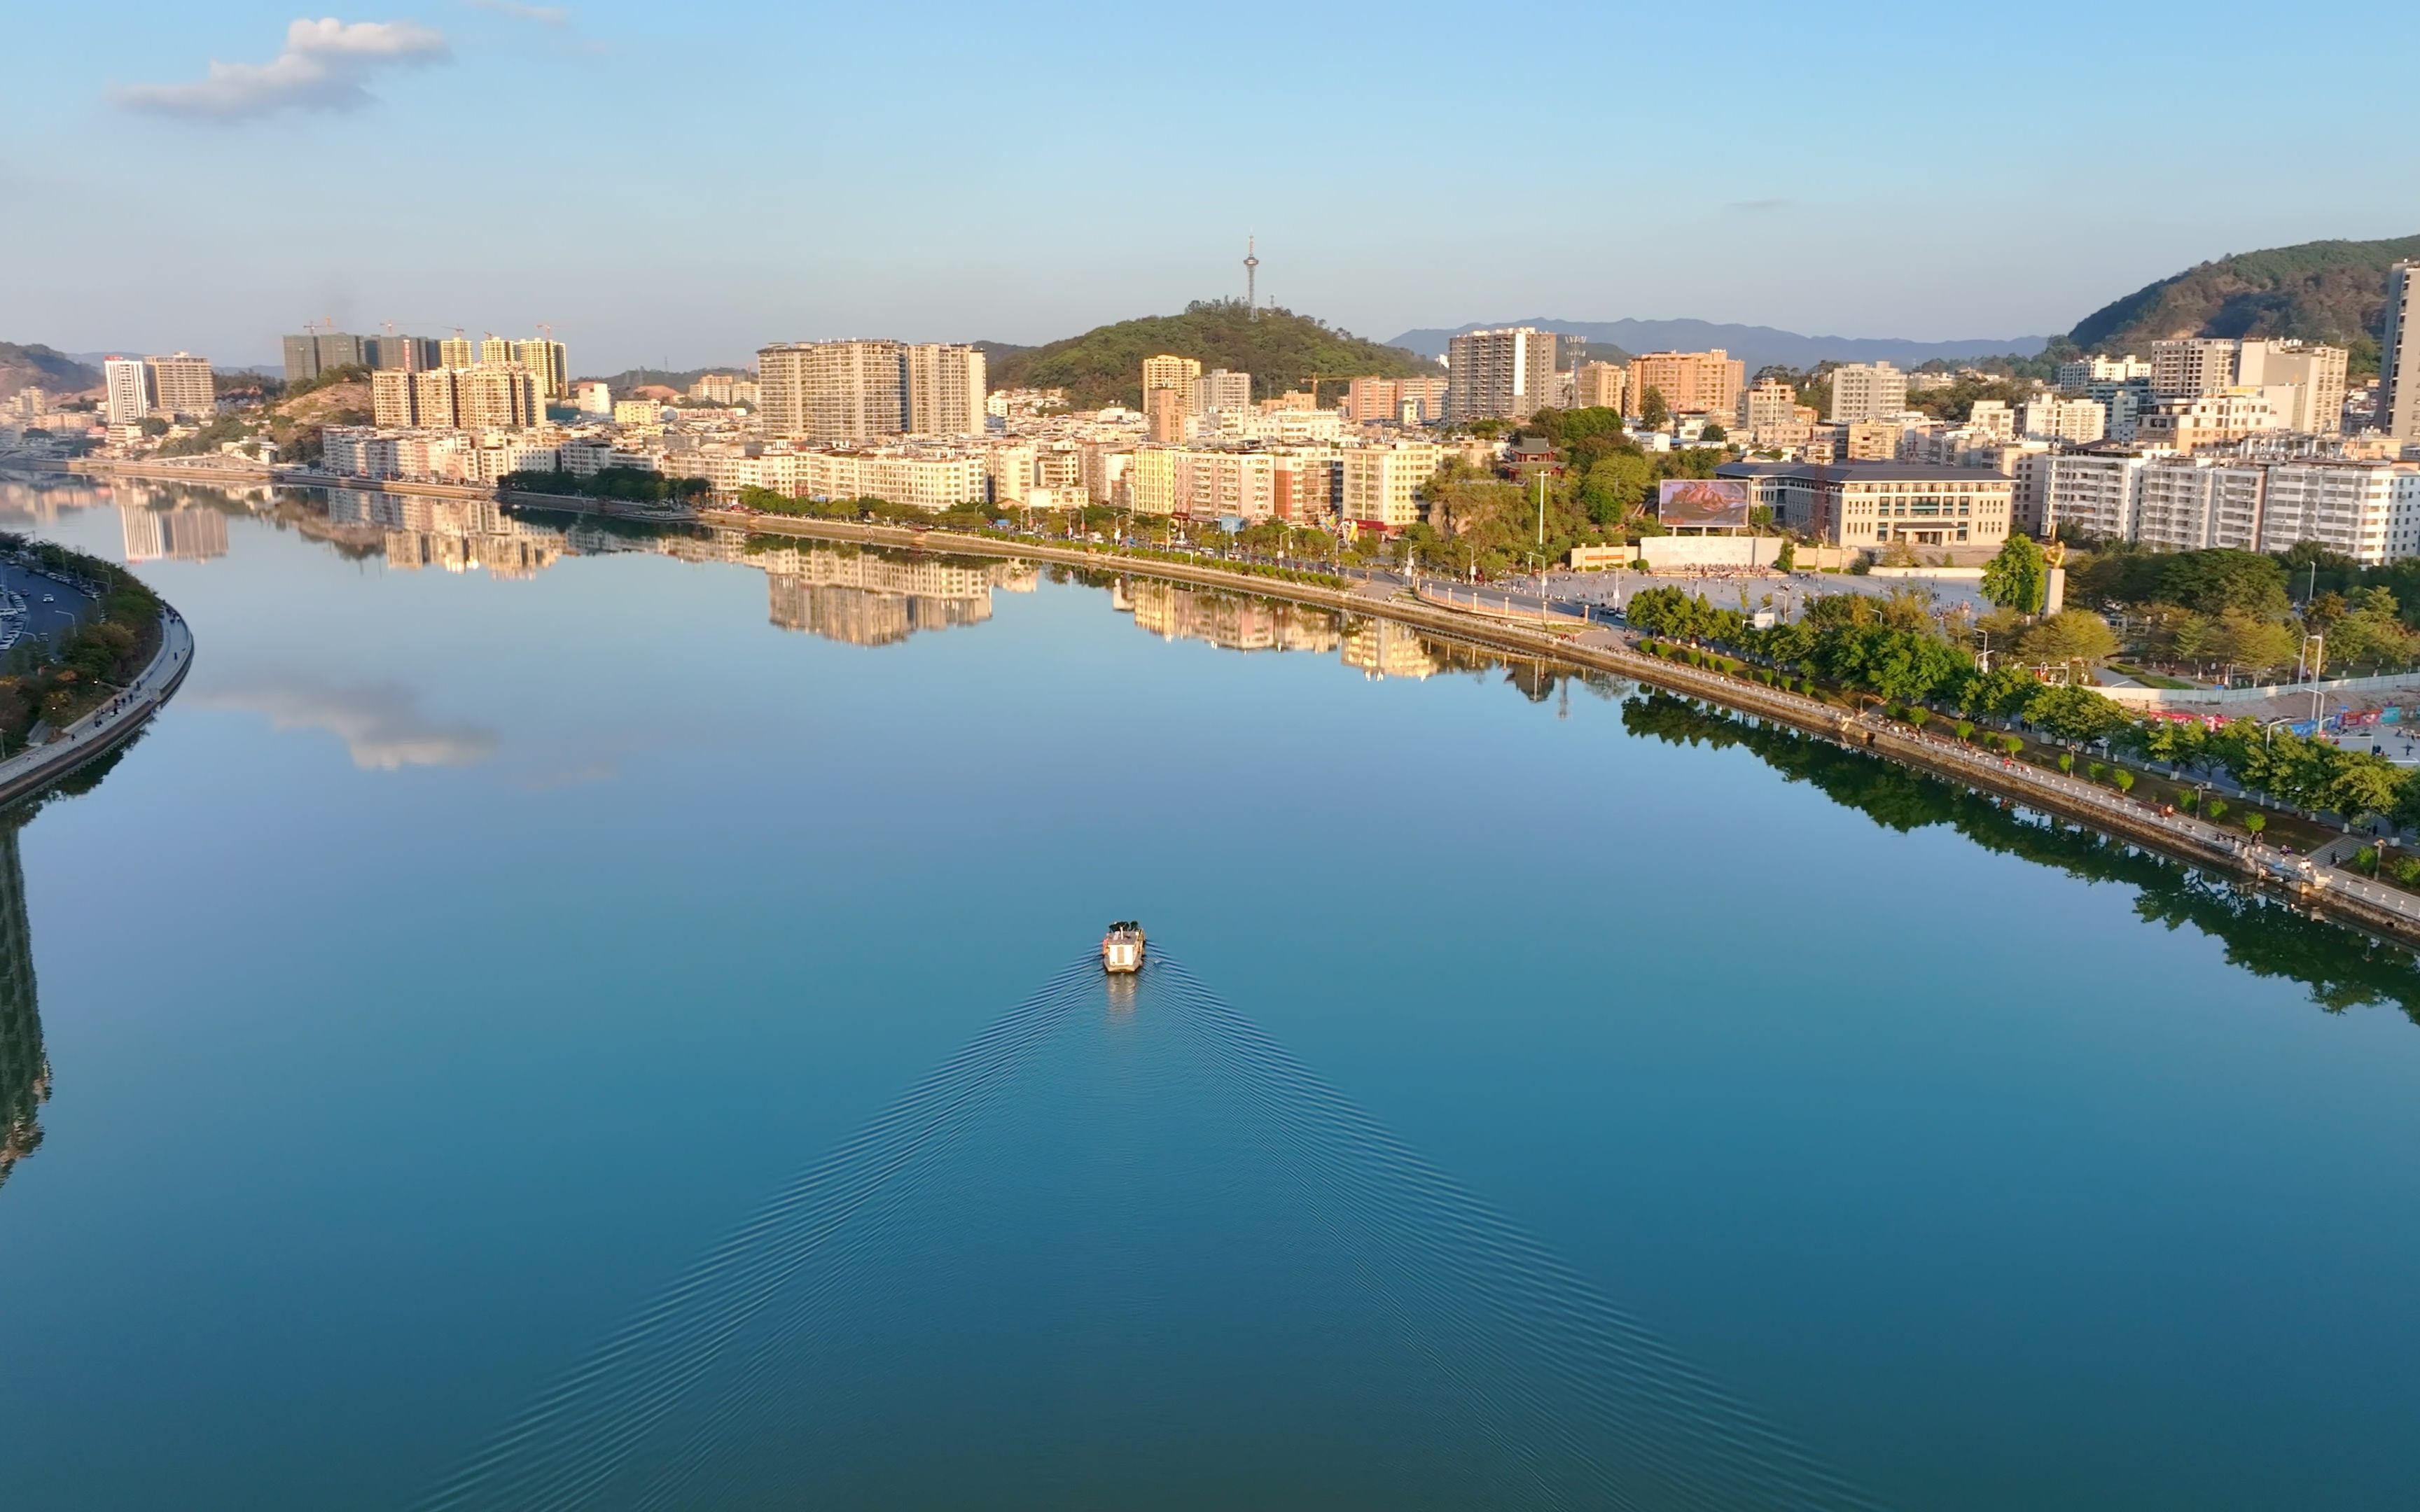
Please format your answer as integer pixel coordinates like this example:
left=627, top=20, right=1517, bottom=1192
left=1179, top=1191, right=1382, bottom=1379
left=1827, top=362, right=1907, bottom=424
left=2235, top=338, right=2349, bottom=435
left=2056, top=354, right=2152, bottom=392
left=2019, top=395, right=2107, bottom=444
left=2035, top=448, right=2155, bottom=540
left=2150, top=338, right=2239, bottom=399
left=102, top=358, right=151, bottom=426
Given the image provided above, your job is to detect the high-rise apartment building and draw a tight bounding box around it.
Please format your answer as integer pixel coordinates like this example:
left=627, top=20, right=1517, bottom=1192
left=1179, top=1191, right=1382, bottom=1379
left=282, top=330, right=369, bottom=383
left=366, top=335, right=442, bottom=372
left=371, top=368, right=418, bottom=428
left=478, top=335, right=512, bottom=367
left=102, top=358, right=151, bottom=426
left=2149, top=338, right=2239, bottom=399
left=454, top=363, right=543, bottom=430
left=1194, top=369, right=1251, bottom=415
left=1737, top=378, right=1800, bottom=436
left=1623, top=349, right=1744, bottom=419
left=903, top=344, right=987, bottom=436
left=1445, top=328, right=1557, bottom=422
left=438, top=336, right=475, bottom=370
left=1343, top=374, right=1449, bottom=425
left=1572, top=361, right=1625, bottom=412
left=2375, top=261, right=2420, bottom=440
left=1827, top=362, right=1907, bottom=424
left=412, top=368, right=461, bottom=429
left=2234, top=340, right=2346, bottom=434
left=1141, top=355, right=1202, bottom=415
left=757, top=341, right=909, bottom=442
left=1340, top=441, right=1446, bottom=529
left=144, top=354, right=214, bottom=417
left=511, top=339, right=569, bottom=401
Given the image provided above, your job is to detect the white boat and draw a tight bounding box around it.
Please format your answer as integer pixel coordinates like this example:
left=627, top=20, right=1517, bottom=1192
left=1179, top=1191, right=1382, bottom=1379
left=1101, top=920, right=1145, bottom=974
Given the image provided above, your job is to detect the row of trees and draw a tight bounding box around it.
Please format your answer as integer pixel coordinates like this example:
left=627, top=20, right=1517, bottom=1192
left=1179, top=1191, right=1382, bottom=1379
left=1627, top=580, right=2420, bottom=827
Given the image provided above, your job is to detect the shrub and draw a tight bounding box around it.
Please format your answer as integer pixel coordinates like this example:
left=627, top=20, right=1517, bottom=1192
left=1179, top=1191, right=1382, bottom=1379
left=2355, top=845, right=2379, bottom=874
left=2244, top=813, right=2267, bottom=837
left=2087, top=761, right=2106, bottom=783
left=2393, top=857, right=2420, bottom=887
left=1955, top=720, right=1975, bottom=743
left=2057, top=752, right=2075, bottom=774
left=2001, top=735, right=2023, bottom=757
left=2178, top=790, right=2199, bottom=813
left=2114, top=769, right=2136, bottom=794
left=2205, top=798, right=2229, bottom=822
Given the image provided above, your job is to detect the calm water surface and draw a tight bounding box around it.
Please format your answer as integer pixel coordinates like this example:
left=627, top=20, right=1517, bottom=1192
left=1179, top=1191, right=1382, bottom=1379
left=1, top=479, right=2415, bottom=1509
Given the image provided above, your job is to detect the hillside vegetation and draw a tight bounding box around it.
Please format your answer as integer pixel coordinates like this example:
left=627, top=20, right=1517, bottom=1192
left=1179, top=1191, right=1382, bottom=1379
left=987, top=300, right=1434, bottom=407
left=0, top=343, right=102, bottom=401
left=2070, top=233, right=2420, bottom=370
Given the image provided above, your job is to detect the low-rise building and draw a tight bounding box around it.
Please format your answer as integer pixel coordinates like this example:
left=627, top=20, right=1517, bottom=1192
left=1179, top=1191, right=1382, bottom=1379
left=1715, top=461, right=2013, bottom=558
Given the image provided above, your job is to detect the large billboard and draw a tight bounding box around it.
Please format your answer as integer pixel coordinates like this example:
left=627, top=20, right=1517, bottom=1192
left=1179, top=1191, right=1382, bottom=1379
left=1657, top=478, right=1750, bottom=529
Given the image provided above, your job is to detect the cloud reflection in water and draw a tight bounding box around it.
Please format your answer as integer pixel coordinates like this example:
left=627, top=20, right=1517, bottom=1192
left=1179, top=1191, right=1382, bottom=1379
left=203, top=678, right=499, bottom=771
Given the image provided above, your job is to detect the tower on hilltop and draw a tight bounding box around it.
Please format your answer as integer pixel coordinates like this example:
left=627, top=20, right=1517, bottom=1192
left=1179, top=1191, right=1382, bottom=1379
left=1244, top=236, right=1259, bottom=321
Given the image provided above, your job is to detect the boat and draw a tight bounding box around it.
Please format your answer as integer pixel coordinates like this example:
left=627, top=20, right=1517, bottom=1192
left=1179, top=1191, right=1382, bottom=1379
left=1101, top=920, right=1145, bottom=974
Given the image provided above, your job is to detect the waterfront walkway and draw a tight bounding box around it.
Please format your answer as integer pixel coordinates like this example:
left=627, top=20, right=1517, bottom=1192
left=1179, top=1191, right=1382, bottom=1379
left=0, top=607, right=192, bottom=810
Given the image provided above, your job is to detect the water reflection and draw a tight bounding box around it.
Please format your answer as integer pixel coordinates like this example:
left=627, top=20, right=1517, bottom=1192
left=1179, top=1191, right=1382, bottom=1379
left=120, top=506, right=229, bottom=564
left=1623, top=690, right=2420, bottom=1016
left=0, top=818, right=45, bottom=1192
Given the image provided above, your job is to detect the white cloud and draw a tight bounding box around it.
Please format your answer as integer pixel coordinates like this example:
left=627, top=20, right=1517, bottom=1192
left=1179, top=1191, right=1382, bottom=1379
left=464, top=0, right=570, bottom=22
left=113, top=18, right=451, bottom=122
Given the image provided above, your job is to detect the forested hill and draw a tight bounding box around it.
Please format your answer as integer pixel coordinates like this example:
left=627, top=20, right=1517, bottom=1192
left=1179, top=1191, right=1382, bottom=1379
left=985, top=300, right=1434, bottom=408
left=2070, top=233, right=2420, bottom=367
left=0, top=343, right=102, bottom=401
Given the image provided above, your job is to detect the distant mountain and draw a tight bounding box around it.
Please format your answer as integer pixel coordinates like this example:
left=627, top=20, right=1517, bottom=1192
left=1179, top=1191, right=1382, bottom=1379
left=578, top=365, right=749, bottom=393
left=1388, top=320, right=2047, bottom=374
left=988, top=300, right=1433, bottom=408
left=2068, top=234, right=2420, bottom=364
left=0, top=343, right=103, bottom=400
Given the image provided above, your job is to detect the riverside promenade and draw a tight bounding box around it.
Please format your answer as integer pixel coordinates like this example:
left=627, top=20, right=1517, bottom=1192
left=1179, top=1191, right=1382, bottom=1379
left=0, top=607, right=193, bottom=811
left=689, top=510, right=2420, bottom=948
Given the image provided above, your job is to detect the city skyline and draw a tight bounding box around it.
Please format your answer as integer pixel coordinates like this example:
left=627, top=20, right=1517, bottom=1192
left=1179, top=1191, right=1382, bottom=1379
left=8, top=3, right=2418, bottom=369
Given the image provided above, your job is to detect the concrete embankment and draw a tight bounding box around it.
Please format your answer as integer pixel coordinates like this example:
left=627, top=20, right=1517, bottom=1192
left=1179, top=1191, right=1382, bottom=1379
left=0, top=606, right=193, bottom=811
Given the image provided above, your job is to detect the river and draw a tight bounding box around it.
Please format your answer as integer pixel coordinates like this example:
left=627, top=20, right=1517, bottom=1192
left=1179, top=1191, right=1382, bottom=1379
left=1, top=477, right=2414, bottom=1509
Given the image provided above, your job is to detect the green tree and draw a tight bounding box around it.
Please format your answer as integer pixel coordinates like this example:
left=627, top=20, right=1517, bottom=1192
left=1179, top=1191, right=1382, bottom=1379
left=2244, top=812, right=2267, bottom=837
left=2114, top=769, right=2136, bottom=795
left=2205, top=797, right=2229, bottom=822
left=2210, top=608, right=2301, bottom=675
left=2018, top=610, right=2120, bottom=670
left=1980, top=535, right=2049, bottom=614
left=1639, top=386, right=1671, bottom=430
left=1699, top=421, right=1727, bottom=442
left=2156, top=550, right=2292, bottom=618
left=2025, top=682, right=2132, bottom=743
left=2325, top=752, right=2406, bottom=823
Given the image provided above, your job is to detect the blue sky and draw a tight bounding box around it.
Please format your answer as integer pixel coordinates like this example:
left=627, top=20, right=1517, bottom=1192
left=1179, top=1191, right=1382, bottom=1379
left=6, top=1, right=2416, bottom=372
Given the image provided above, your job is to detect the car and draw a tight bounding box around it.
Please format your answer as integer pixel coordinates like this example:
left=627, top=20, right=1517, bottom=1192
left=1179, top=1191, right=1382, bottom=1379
left=41, top=595, right=53, bottom=603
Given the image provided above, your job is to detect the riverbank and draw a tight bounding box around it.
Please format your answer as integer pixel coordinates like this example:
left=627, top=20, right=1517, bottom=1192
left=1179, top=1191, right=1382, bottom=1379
left=0, top=604, right=191, bottom=811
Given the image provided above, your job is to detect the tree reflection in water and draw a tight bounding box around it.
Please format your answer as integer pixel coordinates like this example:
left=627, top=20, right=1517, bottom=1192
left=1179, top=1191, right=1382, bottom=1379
left=0, top=816, right=43, bottom=1191
left=1622, top=690, right=2420, bottom=1019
